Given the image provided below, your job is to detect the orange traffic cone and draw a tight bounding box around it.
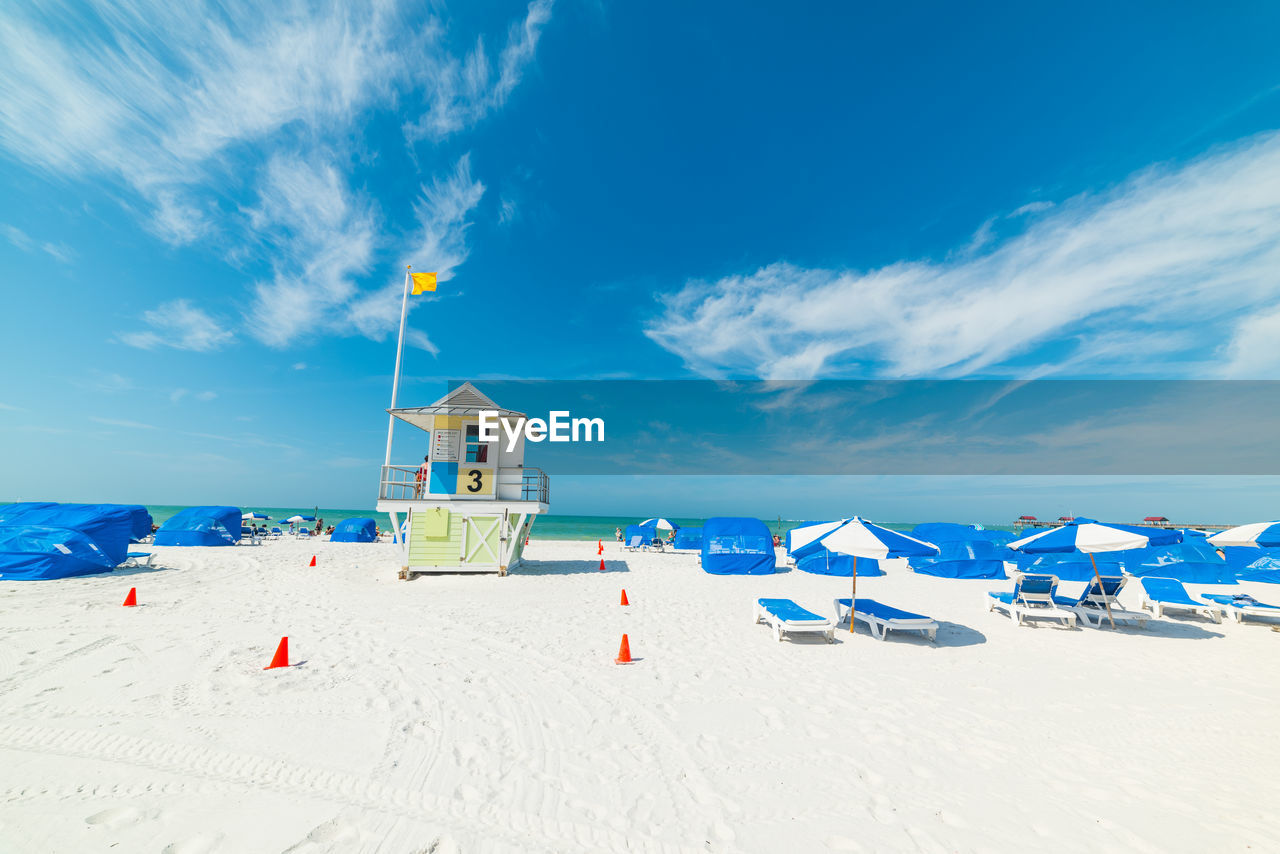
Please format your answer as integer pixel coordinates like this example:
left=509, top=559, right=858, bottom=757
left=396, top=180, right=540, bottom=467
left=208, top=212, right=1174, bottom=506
left=308, top=555, right=317, bottom=567
left=620, top=589, right=630, bottom=606
left=122, top=587, right=137, bottom=607
left=597, top=539, right=603, bottom=555
left=525, top=536, right=530, bottom=546
left=598, top=558, right=606, bottom=572
left=264, top=637, right=289, bottom=670
left=615, top=634, right=633, bottom=664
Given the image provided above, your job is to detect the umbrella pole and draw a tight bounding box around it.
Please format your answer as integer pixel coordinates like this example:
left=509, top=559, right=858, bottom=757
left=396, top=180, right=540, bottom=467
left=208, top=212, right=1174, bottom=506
left=849, top=555, right=857, bottom=633
left=1089, top=552, right=1116, bottom=629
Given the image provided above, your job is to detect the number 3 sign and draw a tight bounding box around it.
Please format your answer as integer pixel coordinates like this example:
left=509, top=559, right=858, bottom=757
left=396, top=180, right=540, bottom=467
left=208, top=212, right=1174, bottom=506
left=462, top=467, right=494, bottom=495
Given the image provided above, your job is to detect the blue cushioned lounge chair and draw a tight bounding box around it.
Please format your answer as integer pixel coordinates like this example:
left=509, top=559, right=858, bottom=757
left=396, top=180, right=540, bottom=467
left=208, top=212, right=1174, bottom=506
left=1138, top=577, right=1224, bottom=623
left=987, top=573, right=1077, bottom=627
left=833, top=597, right=938, bottom=641
left=754, top=598, right=834, bottom=643
left=1051, top=575, right=1150, bottom=628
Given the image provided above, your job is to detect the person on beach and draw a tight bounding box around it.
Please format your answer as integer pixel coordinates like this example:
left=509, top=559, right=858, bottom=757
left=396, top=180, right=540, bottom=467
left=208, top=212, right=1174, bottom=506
left=615, top=527, right=622, bottom=542
left=314, top=519, right=323, bottom=535
left=416, top=454, right=430, bottom=497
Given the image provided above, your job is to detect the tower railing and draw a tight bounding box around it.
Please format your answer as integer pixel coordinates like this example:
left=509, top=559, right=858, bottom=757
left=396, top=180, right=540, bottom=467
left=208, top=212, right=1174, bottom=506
left=379, top=465, right=549, bottom=504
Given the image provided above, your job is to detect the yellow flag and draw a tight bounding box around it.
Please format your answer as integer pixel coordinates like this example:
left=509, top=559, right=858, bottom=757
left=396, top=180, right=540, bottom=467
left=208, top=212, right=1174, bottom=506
left=411, top=272, right=438, bottom=294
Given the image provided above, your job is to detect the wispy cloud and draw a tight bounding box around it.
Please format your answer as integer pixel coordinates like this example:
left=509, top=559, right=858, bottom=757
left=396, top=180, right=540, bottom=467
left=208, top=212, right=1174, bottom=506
left=646, top=132, right=1280, bottom=379
left=404, top=0, right=554, bottom=141
left=89, top=416, right=157, bottom=430
left=0, top=0, right=555, bottom=352
left=120, top=299, right=235, bottom=351
left=1, top=223, right=76, bottom=263
left=345, top=154, right=485, bottom=344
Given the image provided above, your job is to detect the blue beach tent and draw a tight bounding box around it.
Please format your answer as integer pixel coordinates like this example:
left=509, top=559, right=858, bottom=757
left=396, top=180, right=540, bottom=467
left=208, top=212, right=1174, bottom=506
left=672, top=526, right=702, bottom=550
left=0, top=503, right=134, bottom=566
left=700, top=517, right=775, bottom=575
left=1220, top=546, right=1280, bottom=571
left=122, top=505, right=154, bottom=542
left=911, top=539, right=1008, bottom=580
left=1113, top=542, right=1237, bottom=584
left=0, top=525, right=117, bottom=580
left=1013, top=552, right=1125, bottom=583
left=331, top=517, right=378, bottom=543
left=624, top=523, right=658, bottom=545
left=1238, top=556, right=1280, bottom=584
left=153, top=506, right=242, bottom=546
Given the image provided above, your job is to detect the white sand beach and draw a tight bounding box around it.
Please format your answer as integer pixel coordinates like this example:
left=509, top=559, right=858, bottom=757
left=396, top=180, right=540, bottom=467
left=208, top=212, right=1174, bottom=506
left=1, top=537, right=1277, bottom=853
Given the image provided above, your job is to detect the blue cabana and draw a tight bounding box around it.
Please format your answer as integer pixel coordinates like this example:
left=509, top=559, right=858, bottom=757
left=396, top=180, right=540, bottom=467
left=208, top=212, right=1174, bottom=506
left=796, top=549, right=884, bottom=577
left=1013, top=552, right=1125, bottom=582
left=1220, top=546, right=1280, bottom=571
left=911, top=540, right=1008, bottom=579
left=331, top=517, right=378, bottom=543
left=154, top=506, right=242, bottom=546
left=910, top=523, right=1014, bottom=548
left=0, top=525, right=117, bottom=580
left=122, top=505, right=154, bottom=542
left=0, top=503, right=134, bottom=566
left=700, top=517, right=775, bottom=575
left=1238, top=556, right=1280, bottom=584
left=624, top=523, right=658, bottom=545
left=672, top=526, right=702, bottom=550
left=1113, top=542, right=1237, bottom=584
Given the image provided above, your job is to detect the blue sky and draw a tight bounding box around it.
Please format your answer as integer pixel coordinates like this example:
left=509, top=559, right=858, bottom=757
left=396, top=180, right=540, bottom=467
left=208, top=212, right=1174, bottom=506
left=2, top=1, right=1279, bottom=520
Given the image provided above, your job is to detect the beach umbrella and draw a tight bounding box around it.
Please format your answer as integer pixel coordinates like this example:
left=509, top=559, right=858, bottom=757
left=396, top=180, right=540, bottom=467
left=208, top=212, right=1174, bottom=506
left=1008, top=518, right=1182, bottom=628
left=1208, top=521, right=1280, bottom=548
left=283, top=515, right=315, bottom=523
left=787, top=520, right=847, bottom=556
left=640, top=518, right=678, bottom=531
left=1237, top=556, right=1280, bottom=584
left=242, top=512, right=271, bottom=521
left=819, top=518, right=939, bottom=633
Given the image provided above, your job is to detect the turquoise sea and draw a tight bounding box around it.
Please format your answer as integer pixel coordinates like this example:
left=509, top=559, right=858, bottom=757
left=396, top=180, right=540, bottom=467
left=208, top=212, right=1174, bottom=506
left=139, top=506, right=1015, bottom=541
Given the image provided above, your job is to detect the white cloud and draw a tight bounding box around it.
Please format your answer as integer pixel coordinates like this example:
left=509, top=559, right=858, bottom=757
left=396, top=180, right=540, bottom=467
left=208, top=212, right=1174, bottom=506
left=195, top=390, right=218, bottom=401
left=406, top=328, right=440, bottom=356
left=292, top=362, right=307, bottom=370
left=245, top=152, right=377, bottom=347
left=2, top=223, right=76, bottom=263
left=404, top=0, right=553, bottom=141
left=89, top=416, right=157, bottom=430
left=647, top=132, right=1280, bottom=379
left=1222, top=304, right=1280, bottom=377
left=0, top=0, right=555, bottom=352
left=1009, top=201, right=1054, bottom=217
left=121, top=299, right=234, bottom=351
left=346, top=154, right=485, bottom=340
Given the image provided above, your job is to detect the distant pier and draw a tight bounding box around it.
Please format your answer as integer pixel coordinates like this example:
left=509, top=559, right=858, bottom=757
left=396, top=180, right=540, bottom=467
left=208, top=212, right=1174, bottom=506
left=1010, top=517, right=1232, bottom=534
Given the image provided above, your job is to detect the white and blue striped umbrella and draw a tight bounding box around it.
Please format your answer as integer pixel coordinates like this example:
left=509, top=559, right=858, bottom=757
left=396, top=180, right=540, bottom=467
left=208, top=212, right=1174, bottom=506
left=819, top=518, right=939, bottom=634
left=242, top=512, right=271, bottom=521
left=1207, top=521, right=1280, bottom=548
left=1008, top=517, right=1181, bottom=554
left=787, top=520, right=848, bottom=557
left=640, top=518, right=678, bottom=531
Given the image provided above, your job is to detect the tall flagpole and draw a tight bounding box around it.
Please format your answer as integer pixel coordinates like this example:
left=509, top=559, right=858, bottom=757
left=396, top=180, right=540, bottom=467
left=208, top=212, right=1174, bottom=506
left=384, top=265, right=412, bottom=544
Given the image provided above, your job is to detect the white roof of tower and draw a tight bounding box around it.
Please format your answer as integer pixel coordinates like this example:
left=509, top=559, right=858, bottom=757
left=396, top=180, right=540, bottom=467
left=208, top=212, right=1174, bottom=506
left=388, top=382, right=525, bottom=432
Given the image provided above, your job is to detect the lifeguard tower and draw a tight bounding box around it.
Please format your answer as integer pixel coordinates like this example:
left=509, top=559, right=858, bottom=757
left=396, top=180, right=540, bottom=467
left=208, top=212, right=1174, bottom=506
left=376, top=382, right=550, bottom=578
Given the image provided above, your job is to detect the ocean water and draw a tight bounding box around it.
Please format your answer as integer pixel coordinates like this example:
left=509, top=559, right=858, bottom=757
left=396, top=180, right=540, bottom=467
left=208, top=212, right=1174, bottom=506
left=140, top=507, right=1013, bottom=541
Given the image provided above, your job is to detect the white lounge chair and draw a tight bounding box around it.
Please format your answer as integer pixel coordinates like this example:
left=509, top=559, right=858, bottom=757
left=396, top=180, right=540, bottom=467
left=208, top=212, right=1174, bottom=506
left=624, top=535, right=643, bottom=552
left=754, top=598, right=835, bottom=643
left=987, top=573, right=1077, bottom=627
left=121, top=551, right=153, bottom=568
left=834, top=597, right=938, bottom=641
left=1199, top=592, right=1280, bottom=624
left=1051, top=575, right=1150, bottom=628
left=1138, top=578, right=1225, bottom=623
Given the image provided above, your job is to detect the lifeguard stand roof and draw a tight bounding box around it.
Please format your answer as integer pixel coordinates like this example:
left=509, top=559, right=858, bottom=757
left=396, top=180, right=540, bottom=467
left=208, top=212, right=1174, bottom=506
left=388, top=382, right=525, bottom=432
